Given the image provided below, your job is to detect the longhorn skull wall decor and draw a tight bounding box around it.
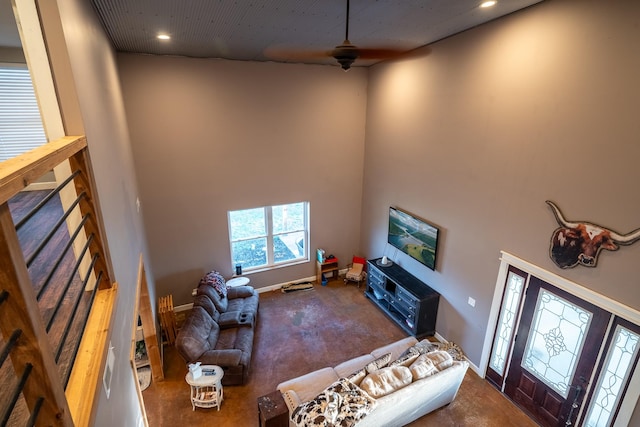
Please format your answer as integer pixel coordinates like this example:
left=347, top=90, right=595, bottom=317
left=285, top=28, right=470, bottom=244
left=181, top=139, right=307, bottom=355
left=546, top=201, right=640, bottom=269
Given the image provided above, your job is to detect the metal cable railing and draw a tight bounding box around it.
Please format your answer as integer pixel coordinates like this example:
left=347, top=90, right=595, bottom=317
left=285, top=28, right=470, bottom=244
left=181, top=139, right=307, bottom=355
left=0, top=135, right=114, bottom=426
left=24, top=190, right=86, bottom=268
left=14, top=171, right=79, bottom=231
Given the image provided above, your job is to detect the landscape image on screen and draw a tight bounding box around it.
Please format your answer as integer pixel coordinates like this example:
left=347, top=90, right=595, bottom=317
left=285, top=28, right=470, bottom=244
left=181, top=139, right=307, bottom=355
left=388, top=207, right=439, bottom=270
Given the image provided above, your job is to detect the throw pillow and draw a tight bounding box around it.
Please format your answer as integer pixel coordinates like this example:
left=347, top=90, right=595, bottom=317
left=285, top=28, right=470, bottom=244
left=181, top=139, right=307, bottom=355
left=290, top=378, right=377, bottom=427
left=425, top=350, right=453, bottom=371
left=390, top=349, right=419, bottom=367
left=359, top=366, right=413, bottom=398
left=415, top=339, right=437, bottom=354
left=398, top=339, right=437, bottom=359
left=408, top=354, right=437, bottom=381
left=199, top=270, right=228, bottom=299
left=432, top=341, right=467, bottom=361
left=365, top=352, right=392, bottom=374
left=347, top=368, right=367, bottom=386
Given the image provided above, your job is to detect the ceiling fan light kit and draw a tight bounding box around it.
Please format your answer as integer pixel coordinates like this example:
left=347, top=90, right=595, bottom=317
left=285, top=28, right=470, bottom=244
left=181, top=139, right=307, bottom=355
left=264, top=0, right=422, bottom=70
left=332, top=41, right=358, bottom=71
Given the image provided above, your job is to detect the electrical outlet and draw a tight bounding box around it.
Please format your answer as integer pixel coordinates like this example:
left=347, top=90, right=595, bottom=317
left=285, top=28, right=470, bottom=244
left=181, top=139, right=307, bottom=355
left=468, top=297, right=476, bottom=307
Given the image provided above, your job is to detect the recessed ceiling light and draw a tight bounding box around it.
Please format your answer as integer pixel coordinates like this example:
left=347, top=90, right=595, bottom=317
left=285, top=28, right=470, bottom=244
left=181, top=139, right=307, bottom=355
left=157, top=34, right=171, bottom=40
left=480, top=1, right=497, bottom=7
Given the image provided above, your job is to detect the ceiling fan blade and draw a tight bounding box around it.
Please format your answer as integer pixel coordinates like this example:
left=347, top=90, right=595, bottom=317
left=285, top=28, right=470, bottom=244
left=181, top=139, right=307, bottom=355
left=263, top=46, right=333, bottom=61
left=264, top=0, right=431, bottom=70
left=357, top=47, right=416, bottom=59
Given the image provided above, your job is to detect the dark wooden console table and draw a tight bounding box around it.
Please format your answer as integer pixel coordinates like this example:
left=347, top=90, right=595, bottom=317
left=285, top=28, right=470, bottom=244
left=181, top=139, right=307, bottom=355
left=365, top=258, right=440, bottom=338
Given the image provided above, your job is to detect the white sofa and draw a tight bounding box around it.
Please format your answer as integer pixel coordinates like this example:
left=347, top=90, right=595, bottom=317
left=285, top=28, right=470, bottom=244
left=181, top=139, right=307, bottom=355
left=276, top=336, right=469, bottom=427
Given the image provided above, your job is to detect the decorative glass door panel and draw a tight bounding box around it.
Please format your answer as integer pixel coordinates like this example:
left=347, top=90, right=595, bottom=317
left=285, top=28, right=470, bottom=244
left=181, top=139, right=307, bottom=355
left=504, top=277, right=609, bottom=427
left=489, top=259, right=640, bottom=427
left=486, top=266, right=528, bottom=388
left=491, top=271, right=525, bottom=375
left=522, top=289, right=592, bottom=398
left=583, top=319, right=640, bottom=427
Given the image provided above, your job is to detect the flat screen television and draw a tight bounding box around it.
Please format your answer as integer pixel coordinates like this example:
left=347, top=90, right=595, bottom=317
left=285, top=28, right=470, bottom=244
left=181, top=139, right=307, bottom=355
left=388, top=207, right=439, bottom=270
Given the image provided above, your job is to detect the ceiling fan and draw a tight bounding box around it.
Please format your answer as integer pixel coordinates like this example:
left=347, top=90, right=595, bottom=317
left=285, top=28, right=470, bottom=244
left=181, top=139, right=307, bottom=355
left=266, top=0, right=415, bottom=70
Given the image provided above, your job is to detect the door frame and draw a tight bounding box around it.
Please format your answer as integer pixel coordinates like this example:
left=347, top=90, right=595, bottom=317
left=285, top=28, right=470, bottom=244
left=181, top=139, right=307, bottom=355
left=480, top=251, right=640, bottom=427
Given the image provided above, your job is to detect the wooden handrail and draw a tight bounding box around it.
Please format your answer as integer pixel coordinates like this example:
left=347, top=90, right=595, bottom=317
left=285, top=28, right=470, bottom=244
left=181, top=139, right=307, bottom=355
left=0, top=136, right=87, bottom=206
left=0, top=135, right=115, bottom=425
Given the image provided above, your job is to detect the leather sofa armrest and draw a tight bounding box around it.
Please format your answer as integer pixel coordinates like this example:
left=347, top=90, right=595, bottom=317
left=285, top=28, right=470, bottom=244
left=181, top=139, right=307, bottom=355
left=199, top=349, right=243, bottom=366
left=218, top=311, right=253, bottom=328
left=227, top=285, right=256, bottom=299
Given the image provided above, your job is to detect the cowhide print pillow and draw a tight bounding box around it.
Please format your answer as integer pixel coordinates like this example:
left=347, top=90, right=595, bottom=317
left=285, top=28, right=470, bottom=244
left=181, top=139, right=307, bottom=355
left=291, top=378, right=377, bottom=427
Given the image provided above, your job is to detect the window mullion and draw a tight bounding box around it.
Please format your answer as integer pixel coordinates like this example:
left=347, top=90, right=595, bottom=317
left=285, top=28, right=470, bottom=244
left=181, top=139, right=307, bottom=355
left=265, top=206, right=274, bottom=265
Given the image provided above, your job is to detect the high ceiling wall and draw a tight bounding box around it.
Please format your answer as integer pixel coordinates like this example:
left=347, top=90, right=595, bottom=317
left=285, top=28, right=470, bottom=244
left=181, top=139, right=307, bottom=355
left=363, top=0, right=640, bottom=370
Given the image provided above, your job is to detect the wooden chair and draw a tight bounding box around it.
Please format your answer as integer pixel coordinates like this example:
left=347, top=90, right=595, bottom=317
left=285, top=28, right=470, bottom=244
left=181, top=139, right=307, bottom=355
left=344, top=256, right=367, bottom=288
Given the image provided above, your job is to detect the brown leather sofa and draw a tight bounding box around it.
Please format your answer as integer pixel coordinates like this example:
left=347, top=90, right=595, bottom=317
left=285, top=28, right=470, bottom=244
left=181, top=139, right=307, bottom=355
left=176, top=271, right=259, bottom=385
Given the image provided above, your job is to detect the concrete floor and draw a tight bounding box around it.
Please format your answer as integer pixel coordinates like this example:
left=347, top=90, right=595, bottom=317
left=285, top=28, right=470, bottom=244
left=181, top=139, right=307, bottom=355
left=141, top=278, right=538, bottom=426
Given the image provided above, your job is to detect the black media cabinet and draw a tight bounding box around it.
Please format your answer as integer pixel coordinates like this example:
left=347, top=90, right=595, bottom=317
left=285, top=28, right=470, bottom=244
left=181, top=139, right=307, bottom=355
left=365, top=258, right=439, bottom=338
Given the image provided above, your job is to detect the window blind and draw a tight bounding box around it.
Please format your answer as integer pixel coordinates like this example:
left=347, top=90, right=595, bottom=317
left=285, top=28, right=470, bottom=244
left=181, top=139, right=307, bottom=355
left=0, top=64, right=47, bottom=162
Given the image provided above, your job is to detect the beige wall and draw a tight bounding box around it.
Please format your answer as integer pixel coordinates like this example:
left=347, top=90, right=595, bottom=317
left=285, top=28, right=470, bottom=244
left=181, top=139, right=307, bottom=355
left=0, top=46, right=25, bottom=62
left=118, top=54, right=368, bottom=305
left=364, top=0, right=640, bottom=369
left=37, top=0, right=153, bottom=425
left=36, top=0, right=639, bottom=424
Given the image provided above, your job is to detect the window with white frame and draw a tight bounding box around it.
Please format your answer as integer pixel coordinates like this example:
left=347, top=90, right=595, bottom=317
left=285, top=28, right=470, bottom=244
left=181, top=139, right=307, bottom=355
left=228, top=202, right=309, bottom=272
left=0, top=64, right=47, bottom=162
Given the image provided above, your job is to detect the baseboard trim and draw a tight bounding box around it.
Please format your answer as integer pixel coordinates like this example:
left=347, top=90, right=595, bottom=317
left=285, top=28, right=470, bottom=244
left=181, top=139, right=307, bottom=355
left=174, top=303, right=193, bottom=312
left=434, top=332, right=481, bottom=375
left=176, top=275, right=319, bottom=312
left=175, top=276, right=483, bottom=376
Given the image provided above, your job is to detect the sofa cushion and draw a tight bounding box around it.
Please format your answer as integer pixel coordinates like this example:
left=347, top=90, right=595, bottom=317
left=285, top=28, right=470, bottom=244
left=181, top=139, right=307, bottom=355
left=278, top=367, right=340, bottom=404
left=291, top=378, right=377, bottom=427
left=359, top=365, right=413, bottom=398
left=192, top=294, right=220, bottom=322
left=197, top=283, right=229, bottom=313
left=227, top=286, right=259, bottom=315
left=175, top=306, right=219, bottom=362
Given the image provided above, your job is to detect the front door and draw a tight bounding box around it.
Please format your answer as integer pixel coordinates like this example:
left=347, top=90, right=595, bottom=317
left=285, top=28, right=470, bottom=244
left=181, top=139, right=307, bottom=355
left=504, top=276, right=609, bottom=427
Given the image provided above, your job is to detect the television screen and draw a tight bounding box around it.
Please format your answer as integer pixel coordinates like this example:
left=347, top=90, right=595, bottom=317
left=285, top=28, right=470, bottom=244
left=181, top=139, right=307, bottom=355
left=388, top=207, right=439, bottom=270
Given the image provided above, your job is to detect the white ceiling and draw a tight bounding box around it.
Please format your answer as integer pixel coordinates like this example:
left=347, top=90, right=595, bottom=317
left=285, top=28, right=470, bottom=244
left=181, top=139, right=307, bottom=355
left=2, top=0, right=545, bottom=68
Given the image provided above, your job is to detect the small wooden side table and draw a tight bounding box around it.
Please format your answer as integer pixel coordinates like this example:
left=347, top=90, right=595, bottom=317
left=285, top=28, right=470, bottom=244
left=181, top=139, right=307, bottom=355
left=316, top=257, right=339, bottom=284
left=257, top=390, right=288, bottom=427
left=185, top=365, right=224, bottom=411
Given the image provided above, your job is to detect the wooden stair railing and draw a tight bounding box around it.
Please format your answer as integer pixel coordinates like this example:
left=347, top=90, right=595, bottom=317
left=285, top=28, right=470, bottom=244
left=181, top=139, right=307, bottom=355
left=0, top=136, right=117, bottom=426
